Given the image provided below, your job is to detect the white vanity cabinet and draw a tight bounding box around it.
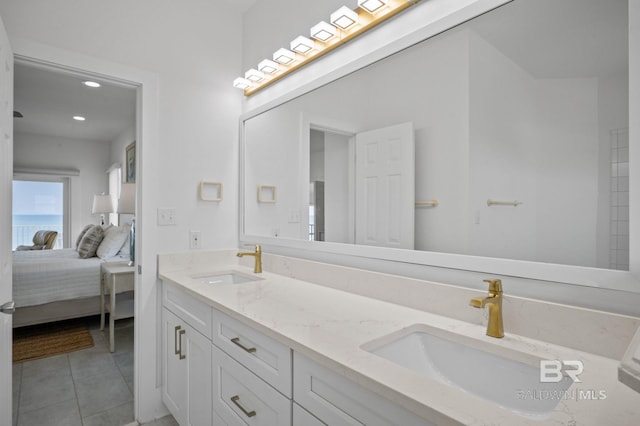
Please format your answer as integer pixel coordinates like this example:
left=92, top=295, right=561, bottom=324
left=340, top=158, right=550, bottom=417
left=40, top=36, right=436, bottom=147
left=162, top=283, right=214, bottom=426
left=294, top=353, right=433, bottom=426
left=160, top=280, right=431, bottom=426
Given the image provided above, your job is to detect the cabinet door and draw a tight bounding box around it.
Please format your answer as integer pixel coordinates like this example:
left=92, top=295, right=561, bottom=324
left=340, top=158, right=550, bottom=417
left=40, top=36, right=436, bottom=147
left=163, top=308, right=187, bottom=424
left=163, top=307, right=213, bottom=426
left=184, top=319, right=213, bottom=426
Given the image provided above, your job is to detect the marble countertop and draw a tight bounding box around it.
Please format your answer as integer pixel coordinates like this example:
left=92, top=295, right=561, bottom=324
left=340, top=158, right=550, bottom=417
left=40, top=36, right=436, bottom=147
left=158, top=251, right=640, bottom=425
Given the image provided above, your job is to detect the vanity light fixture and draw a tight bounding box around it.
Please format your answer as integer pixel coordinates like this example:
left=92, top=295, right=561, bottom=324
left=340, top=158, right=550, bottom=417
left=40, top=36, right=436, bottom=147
left=290, top=35, right=315, bottom=54
left=234, top=0, right=422, bottom=96
left=245, top=69, right=265, bottom=82
left=258, top=59, right=279, bottom=74
left=358, top=0, right=386, bottom=14
left=273, top=48, right=296, bottom=65
left=73, top=115, right=86, bottom=121
left=233, top=77, right=252, bottom=90
left=310, top=21, right=337, bottom=42
left=330, top=6, right=359, bottom=30
left=83, top=80, right=101, bottom=88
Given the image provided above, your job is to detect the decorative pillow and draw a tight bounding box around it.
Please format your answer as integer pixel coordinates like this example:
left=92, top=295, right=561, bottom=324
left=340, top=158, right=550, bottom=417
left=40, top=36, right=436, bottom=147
left=118, top=232, right=131, bottom=256
left=97, top=225, right=129, bottom=259
left=77, top=225, right=105, bottom=259
left=75, top=224, right=94, bottom=250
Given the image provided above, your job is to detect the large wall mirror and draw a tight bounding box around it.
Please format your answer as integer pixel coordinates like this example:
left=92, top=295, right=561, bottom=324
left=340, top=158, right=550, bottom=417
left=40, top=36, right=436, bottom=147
left=242, top=0, right=635, bottom=291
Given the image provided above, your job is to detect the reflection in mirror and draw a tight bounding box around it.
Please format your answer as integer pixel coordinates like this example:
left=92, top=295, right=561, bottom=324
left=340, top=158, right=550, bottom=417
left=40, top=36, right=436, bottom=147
left=243, top=0, right=629, bottom=271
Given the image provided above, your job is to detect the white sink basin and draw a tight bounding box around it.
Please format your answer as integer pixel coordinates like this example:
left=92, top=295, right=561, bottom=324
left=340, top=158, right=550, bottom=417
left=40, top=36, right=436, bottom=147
left=363, top=325, right=573, bottom=419
left=194, top=271, right=262, bottom=286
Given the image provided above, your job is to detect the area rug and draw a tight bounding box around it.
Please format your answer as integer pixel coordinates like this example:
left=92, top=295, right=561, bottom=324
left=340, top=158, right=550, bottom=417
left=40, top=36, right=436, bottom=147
left=13, top=319, right=94, bottom=363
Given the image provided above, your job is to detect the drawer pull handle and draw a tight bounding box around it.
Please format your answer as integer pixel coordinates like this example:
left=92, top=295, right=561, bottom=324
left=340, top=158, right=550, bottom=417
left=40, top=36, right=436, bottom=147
left=231, top=395, right=256, bottom=418
left=231, top=337, right=256, bottom=353
left=174, top=325, right=181, bottom=356
left=178, top=329, right=186, bottom=360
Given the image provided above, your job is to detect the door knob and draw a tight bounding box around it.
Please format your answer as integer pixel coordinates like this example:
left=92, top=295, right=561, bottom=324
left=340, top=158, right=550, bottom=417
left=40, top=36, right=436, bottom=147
left=0, top=301, right=15, bottom=315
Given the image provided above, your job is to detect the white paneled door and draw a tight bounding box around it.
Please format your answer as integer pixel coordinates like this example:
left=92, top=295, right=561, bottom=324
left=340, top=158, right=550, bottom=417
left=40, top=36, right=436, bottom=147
left=355, top=122, right=415, bottom=249
left=0, top=14, right=13, bottom=426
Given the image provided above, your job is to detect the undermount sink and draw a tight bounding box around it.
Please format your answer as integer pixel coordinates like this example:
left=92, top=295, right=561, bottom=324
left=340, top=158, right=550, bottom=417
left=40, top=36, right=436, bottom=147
left=194, top=271, right=262, bottom=285
left=362, top=325, right=573, bottom=420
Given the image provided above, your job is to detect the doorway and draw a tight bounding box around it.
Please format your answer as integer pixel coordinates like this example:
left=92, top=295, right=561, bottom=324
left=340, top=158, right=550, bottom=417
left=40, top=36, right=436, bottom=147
left=12, top=58, right=140, bottom=424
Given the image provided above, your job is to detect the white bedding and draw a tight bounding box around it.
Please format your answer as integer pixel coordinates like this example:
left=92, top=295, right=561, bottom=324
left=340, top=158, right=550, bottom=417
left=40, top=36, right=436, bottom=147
left=13, top=248, right=121, bottom=308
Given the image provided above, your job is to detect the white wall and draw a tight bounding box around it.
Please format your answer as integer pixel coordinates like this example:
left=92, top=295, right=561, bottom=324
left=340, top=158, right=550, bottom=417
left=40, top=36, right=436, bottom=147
left=0, top=0, right=244, bottom=422
left=467, top=31, right=604, bottom=268
left=13, top=131, right=111, bottom=244
left=324, top=131, right=350, bottom=243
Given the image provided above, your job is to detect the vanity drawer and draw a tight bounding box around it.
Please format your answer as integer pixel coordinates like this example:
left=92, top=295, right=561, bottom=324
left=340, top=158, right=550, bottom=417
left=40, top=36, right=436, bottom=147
left=212, top=308, right=292, bottom=397
left=294, top=402, right=326, bottom=426
left=294, top=353, right=432, bottom=426
left=162, top=280, right=212, bottom=337
left=212, top=344, right=291, bottom=426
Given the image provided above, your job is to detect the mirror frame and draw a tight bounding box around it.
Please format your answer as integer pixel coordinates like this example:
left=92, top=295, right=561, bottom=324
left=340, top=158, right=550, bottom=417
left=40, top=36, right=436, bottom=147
left=239, top=0, right=640, bottom=295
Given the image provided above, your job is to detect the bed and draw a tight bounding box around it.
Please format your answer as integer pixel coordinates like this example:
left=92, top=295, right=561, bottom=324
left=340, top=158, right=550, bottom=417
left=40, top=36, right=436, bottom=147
left=12, top=224, right=131, bottom=327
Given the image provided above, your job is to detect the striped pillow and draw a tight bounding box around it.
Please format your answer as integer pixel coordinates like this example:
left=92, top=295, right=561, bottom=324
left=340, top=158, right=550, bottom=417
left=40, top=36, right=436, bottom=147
left=75, top=224, right=94, bottom=250
left=77, top=225, right=105, bottom=259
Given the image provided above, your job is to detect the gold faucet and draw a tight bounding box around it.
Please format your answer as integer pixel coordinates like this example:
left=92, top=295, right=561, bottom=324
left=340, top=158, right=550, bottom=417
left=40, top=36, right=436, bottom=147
left=470, top=279, right=504, bottom=338
left=237, top=244, right=262, bottom=273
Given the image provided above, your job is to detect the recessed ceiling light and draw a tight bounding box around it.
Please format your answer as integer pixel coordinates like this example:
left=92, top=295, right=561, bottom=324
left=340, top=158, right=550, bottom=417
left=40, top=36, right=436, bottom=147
left=83, top=81, right=101, bottom=88
left=73, top=116, right=86, bottom=121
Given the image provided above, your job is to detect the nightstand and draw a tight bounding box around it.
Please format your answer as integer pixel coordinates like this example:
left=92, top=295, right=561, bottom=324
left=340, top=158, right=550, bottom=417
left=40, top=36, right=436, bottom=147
left=100, top=261, right=135, bottom=352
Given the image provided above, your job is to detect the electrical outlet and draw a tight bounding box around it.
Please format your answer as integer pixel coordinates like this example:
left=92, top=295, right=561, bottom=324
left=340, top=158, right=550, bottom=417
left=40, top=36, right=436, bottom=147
left=190, top=230, right=202, bottom=249
left=158, top=208, right=177, bottom=226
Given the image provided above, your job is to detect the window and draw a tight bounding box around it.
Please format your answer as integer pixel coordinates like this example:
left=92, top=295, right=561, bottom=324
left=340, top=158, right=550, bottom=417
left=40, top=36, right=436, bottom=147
left=12, top=179, right=67, bottom=249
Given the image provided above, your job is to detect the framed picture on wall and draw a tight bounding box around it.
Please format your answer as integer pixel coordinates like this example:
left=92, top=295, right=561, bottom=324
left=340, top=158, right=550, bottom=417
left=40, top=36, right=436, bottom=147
left=126, top=141, right=136, bottom=183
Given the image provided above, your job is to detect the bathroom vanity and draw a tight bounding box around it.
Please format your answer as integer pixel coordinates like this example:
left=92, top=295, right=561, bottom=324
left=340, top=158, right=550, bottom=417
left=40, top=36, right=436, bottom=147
left=159, top=250, right=640, bottom=425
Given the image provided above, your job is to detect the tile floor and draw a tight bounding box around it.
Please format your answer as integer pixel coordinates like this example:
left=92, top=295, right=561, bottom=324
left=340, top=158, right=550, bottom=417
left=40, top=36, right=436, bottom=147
left=13, top=317, right=151, bottom=426
left=12, top=316, right=176, bottom=426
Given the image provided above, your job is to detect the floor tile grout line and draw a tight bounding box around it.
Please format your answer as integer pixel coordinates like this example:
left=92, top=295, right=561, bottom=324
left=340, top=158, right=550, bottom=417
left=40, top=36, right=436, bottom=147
left=67, top=352, right=86, bottom=426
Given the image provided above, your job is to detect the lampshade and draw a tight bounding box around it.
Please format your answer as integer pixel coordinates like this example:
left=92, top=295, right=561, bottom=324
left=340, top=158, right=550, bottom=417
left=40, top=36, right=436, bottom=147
left=92, top=193, right=114, bottom=214
left=258, top=59, right=279, bottom=74
left=273, top=48, right=296, bottom=65
left=245, top=69, right=265, bottom=82
left=233, top=77, right=251, bottom=90
left=310, top=21, right=337, bottom=42
left=117, top=183, right=136, bottom=214
left=330, top=6, right=359, bottom=30
left=358, top=0, right=386, bottom=14
left=290, top=36, right=315, bottom=54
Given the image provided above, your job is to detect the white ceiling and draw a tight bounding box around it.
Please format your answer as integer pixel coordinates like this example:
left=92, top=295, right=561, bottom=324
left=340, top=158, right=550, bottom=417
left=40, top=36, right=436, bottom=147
left=13, top=62, right=137, bottom=143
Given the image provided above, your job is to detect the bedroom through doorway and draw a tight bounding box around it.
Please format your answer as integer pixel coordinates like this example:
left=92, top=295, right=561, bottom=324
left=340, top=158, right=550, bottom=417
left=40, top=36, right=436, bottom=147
left=12, top=57, right=140, bottom=425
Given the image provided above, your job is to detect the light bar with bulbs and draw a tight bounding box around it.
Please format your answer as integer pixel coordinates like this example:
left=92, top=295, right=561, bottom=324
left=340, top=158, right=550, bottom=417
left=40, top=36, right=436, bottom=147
left=234, top=0, right=421, bottom=96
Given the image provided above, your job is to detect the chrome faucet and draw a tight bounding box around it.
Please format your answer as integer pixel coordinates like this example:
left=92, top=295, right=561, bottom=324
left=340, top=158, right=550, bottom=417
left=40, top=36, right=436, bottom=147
left=470, top=279, right=504, bottom=338
left=237, top=244, right=262, bottom=273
